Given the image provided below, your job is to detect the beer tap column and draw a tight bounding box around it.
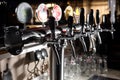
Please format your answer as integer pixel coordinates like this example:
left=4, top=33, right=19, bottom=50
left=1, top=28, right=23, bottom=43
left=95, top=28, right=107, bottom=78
left=88, top=9, right=96, bottom=53
left=59, top=16, right=76, bottom=80
left=59, top=39, right=67, bottom=80
left=79, top=8, right=87, bottom=52
left=67, top=16, right=76, bottom=59
left=48, top=16, right=60, bottom=80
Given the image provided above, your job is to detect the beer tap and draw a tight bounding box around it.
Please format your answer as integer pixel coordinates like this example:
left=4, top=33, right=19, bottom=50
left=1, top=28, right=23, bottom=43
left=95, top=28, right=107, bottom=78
left=48, top=16, right=60, bottom=64
left=87, top=9, right=96, bottom=54
left=57, top=16, right=77, bottom=80
left=79, top=8, right=87, bottom=52
left=89, top=9, right=94, bottom=30
left=109, top=0, right=116, bottom=39
left=68, top=16, right=74, bottom=36
left=67, top=16, right=76, bottom=59
left=48, top=16, right=61, bottom=80
left=99, top=0, right=116, bottom=39
left=96, top=10, right=100, bottom=29
left=95, top=9, right=102, bottom=44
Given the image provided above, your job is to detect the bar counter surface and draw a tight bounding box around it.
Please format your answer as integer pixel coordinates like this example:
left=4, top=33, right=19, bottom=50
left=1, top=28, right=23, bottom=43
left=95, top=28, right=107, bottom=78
left=81, top=69, right=120, bottom=80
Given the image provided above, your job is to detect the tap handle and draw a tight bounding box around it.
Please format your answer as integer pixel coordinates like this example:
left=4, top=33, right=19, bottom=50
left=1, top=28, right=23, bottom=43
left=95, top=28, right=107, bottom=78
left=96, top=9, right=100, bottom=24
left=89, top=9, right=94, bottom=25
left=68, top=16, right=73, bottom=29
left=48, top=16, right=56, bottom=39
left=80, top=8, right=85, bottom=33
left=67, top=16, right=73, bottom=36
left=80, top=8, right=85, bottom=26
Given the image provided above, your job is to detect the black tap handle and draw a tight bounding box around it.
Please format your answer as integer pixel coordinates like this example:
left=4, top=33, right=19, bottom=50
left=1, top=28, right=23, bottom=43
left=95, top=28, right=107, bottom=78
left=68, top=16, right=73, bottom=29
left=96, top=9, right=100, bottom=24
left=101, top=15, right=107, bottom=29
left=80, top=8, right=85, bottom=26
left=89, top=9, right=94, bottom=25
left=48, top=16, right=55, bottom=39
left=67, top=16, right=73, bottom=36
left=80, top=8, right=85, bottom=33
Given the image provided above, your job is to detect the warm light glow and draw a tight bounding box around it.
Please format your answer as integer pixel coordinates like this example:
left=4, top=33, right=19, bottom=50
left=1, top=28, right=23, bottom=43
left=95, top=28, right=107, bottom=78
left=74, top=7, right=80, bottom=16
left=74, top=7, right=80, bottom=23
left=64, top=6, right=73, bottom=20
left=46, top=3, right=55, bottom=8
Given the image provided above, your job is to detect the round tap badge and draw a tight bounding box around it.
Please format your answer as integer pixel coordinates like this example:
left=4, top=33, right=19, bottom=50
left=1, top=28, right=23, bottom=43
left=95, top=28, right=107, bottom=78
left=36, top=3, right=48, bottom=23
left=15, top=2, right=33, bottom=24
left=52, top=4, right=62, bottom=21
left=64, top=6, right=73, bottom=20
left=74, top=7, right=80, bottom=16
left=74, top=7, right=80, bottom=23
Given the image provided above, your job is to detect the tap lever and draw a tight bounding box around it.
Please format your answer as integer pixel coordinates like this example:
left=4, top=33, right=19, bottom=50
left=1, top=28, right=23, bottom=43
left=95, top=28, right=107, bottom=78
left=48, top=16, right=61, bottom=64
left=67, top=16, right=74, bottom=36
left=80, top=8, right=85, bottom=33
left=80, top=8, right=85, bottom=26
left=48, top=16, right=56, bottom=39
left=95, top=9, right=102, bottom=44
left=96, top=9, right=100, bottom=25
left=89, top=9, right=94, bottom=26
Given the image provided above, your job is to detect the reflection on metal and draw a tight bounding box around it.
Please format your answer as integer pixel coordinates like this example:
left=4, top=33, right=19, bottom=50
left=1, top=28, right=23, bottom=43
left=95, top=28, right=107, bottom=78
left=46, top=3, right=55, bottom=8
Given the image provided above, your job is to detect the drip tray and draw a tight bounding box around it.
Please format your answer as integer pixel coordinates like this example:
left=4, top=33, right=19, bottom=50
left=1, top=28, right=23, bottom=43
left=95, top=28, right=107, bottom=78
left=88, top=75, right=119, bottom=80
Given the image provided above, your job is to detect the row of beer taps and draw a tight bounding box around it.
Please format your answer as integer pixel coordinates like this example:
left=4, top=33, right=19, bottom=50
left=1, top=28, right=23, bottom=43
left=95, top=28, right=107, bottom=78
left=1, top=1, right=116, bottom=80
left=3, top=7, right=115, bottom=80
left=45, top=8, right=115, bottom=80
